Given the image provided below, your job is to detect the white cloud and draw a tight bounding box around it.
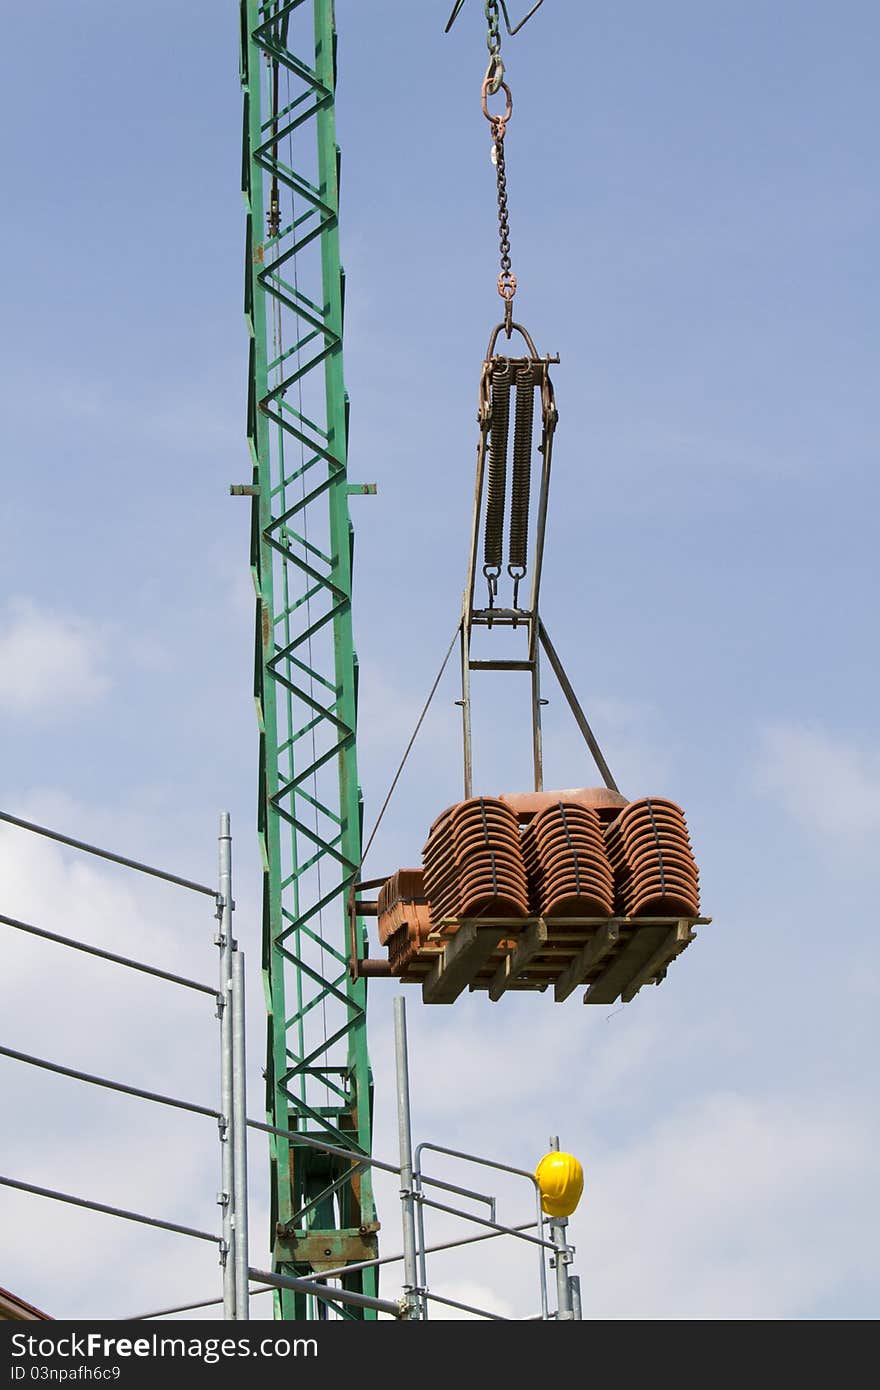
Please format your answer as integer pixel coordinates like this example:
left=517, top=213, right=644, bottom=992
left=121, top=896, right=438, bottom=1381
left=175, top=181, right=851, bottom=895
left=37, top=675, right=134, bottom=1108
left=0, top=807, right=273, bottom=1321
left=372, top=1071, right=879, bottom=1320
left=583, top=1090, right=879, bottom=1320
left=0, top=598, right=111, bottom=716
left=757, top=721, right=880, bottom=845
left=370, top=998, right=666, bottom=1134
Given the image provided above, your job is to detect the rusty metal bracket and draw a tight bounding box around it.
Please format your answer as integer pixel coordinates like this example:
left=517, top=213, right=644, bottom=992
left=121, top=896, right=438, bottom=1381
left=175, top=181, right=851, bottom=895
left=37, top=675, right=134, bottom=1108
left=274, top=1225, right=380, bottom=1274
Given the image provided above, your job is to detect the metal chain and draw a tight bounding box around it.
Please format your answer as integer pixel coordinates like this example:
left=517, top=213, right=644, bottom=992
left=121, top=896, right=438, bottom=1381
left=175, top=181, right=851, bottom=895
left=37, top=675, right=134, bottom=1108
left=493, top=127, right=516, bottom=319
left=481, top=75, right=516, bottom=332
left=445, top=3, right=546, bottom=324
left=485, top=0, right=501, bottom=56
left=481, top=5, right=515, bottom=329
left=483, top=1, right=505, bottom=93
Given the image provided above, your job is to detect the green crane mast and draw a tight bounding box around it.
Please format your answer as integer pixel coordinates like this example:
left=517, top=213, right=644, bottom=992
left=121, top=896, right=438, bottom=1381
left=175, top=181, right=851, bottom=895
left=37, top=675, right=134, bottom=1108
left=240, top=0, right=377, bottom=1318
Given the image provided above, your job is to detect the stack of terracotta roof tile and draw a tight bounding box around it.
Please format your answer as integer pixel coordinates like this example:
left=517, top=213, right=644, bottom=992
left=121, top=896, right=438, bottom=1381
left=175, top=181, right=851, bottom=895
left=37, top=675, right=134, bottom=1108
left=422, top=797, right=529, bottom=923
left=521, top=801, right=615, bottom=918
left=604, top=797, right=700, bottom=918
left=377, top=869, right=433, bottom=975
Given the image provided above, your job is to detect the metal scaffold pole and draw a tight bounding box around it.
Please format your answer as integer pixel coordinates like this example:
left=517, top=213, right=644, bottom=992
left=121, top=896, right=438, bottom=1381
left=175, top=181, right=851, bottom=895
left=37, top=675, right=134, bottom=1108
left=217, top=812, right=236, bottom=1320
left=232, top=950, right=250, bottom=1318
left=547, top=1135, right=580, bottom=1321
left=393, top=997, right=422, bottom=1320
left=239, top=0, right=376, bottom=1318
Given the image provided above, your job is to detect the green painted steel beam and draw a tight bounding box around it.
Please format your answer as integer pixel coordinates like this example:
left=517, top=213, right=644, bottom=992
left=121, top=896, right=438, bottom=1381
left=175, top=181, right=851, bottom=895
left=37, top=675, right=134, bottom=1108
left=240, top=0, right=377, bottom=1321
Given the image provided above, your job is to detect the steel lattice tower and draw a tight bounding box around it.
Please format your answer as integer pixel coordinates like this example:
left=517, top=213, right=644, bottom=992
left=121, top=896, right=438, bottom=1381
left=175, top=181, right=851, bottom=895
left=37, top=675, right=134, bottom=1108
left=240, top=0, right=377, bottom=1319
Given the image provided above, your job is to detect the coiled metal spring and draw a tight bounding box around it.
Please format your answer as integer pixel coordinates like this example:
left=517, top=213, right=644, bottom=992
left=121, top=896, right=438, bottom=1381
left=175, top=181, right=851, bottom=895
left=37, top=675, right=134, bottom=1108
left=483, top=360, right=512, bottom=593
left=508, top=363, right=537, bottom=591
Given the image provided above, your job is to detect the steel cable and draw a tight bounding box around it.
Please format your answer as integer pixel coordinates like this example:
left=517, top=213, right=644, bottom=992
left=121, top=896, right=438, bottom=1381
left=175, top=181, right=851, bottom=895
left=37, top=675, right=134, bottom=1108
left=359, top=623, right=462, bottom=871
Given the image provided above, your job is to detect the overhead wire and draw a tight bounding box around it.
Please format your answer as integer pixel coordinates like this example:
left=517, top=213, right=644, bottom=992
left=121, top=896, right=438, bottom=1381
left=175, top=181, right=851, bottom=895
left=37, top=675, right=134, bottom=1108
left=359, top=622, right=463, bottom=872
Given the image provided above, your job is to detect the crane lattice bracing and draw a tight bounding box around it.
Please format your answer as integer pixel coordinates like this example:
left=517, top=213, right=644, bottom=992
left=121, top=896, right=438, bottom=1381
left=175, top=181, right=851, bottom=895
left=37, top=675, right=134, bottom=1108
left=240, top=0, right=376, bottom=1319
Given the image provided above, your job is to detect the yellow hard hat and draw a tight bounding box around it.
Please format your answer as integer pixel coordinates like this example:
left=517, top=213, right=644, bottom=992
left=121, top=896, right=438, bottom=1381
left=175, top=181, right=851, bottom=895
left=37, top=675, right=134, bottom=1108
left=535, top=1150, right=584, bottom=1217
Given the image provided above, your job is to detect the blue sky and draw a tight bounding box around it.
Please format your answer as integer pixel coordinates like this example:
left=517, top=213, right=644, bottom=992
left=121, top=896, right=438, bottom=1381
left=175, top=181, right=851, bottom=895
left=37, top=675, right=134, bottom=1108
left=0, top=1, right=878, bottom=1319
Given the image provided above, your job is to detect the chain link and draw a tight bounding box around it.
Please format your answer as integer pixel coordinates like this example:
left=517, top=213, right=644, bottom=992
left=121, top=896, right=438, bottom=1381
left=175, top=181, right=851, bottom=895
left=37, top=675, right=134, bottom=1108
left=493, top=126, right=516, bottom=308
left=482, top=77, right=516, bottom=328
left=485, top=0, right=501, bottom=56
left=482, top=3, right=516, bottom=329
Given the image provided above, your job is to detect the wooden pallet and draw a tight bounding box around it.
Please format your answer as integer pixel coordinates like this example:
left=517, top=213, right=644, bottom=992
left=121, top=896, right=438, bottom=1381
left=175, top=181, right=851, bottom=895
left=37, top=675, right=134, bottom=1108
left=399, top=914, right=709, bottom=1005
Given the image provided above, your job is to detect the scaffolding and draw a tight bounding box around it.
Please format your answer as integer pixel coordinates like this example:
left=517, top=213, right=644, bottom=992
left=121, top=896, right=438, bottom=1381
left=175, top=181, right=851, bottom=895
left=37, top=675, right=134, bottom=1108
left=128, top=995, right=582, bottom=1322
left=0, top=809, right=252, bottom=1319
left=0, top=813, right=581, bottom=1321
